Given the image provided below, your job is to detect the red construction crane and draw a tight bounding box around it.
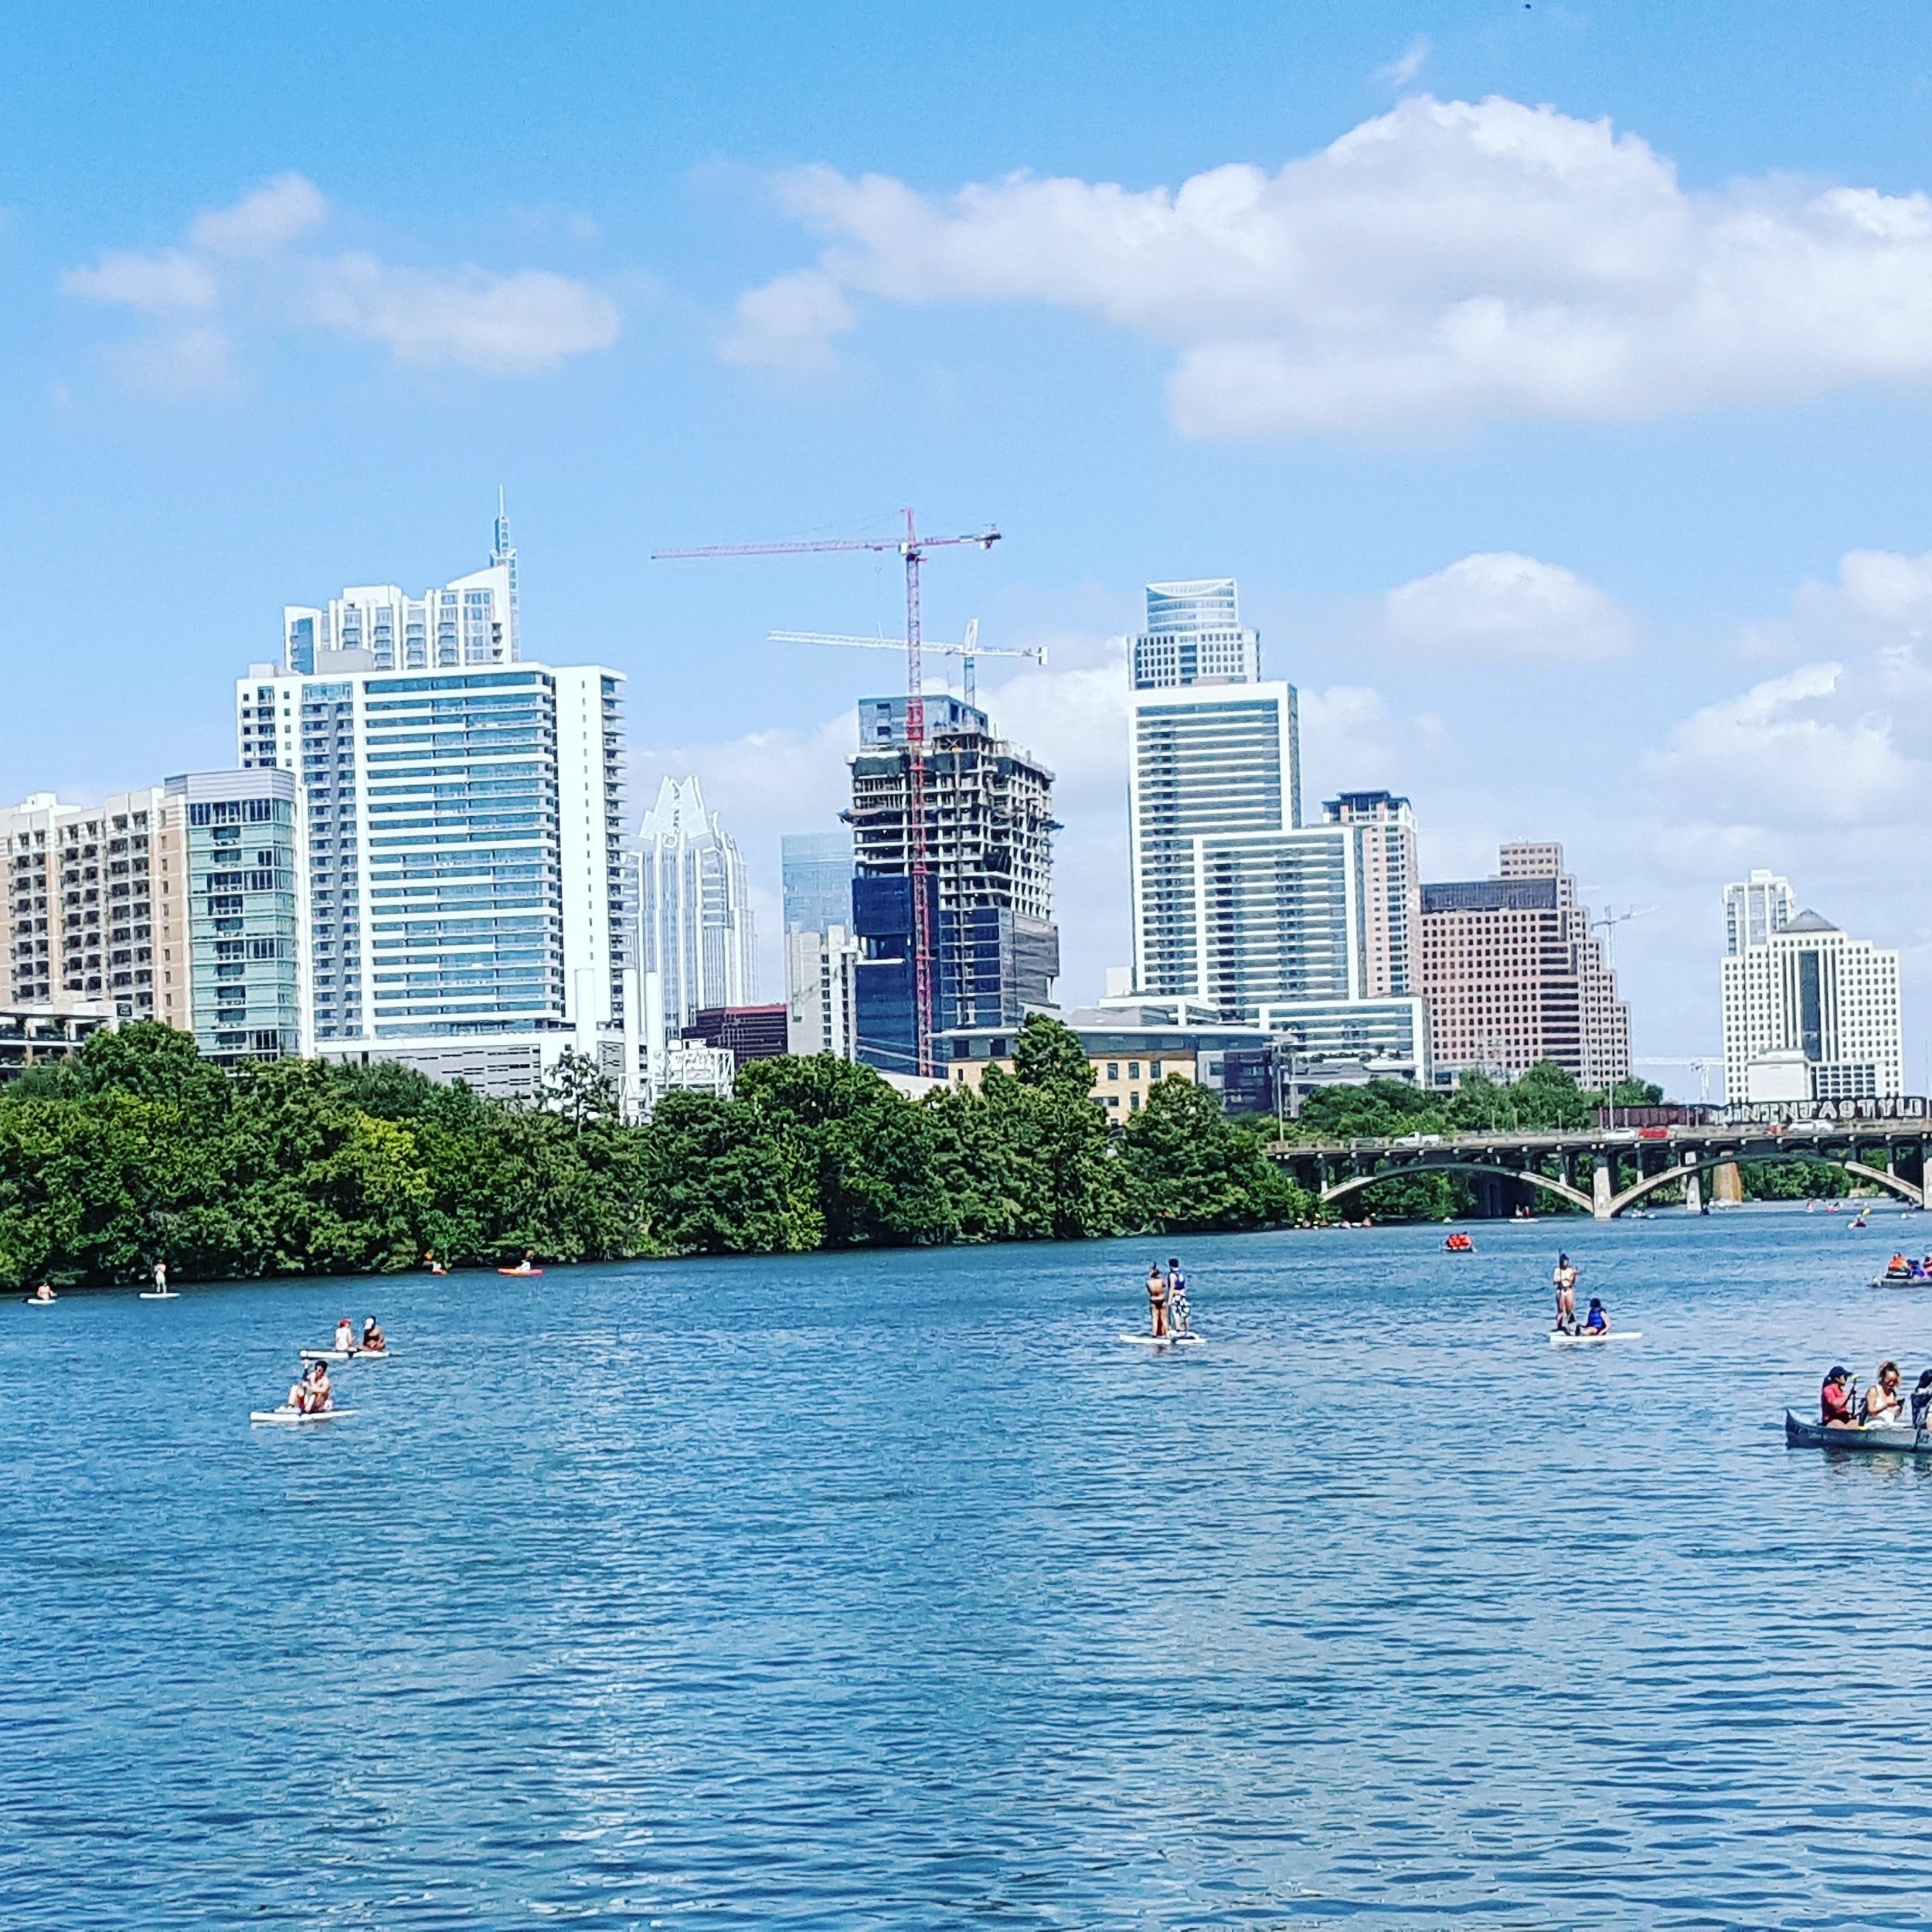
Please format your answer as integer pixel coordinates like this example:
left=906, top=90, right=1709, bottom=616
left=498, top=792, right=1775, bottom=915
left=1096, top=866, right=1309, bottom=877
left=653, top=509, right=1001, bottom=1078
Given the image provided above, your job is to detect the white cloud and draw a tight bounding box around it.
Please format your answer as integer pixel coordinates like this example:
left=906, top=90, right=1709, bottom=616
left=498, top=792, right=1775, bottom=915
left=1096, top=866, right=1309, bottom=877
left=719, top=267, right=855, bottom=369
left=305, top=255, right=620, bottom=373
left=62, top=250, right=217, bottom=311
left=1376, top=36, right=1431, bottom=90
left=189, top=172, right=328, bottom=255
left=63, top=174, right=620, bottom=386
left=729, top=94, right=1932, bottom=437
left=1384, top=552, right=1631, bottom=660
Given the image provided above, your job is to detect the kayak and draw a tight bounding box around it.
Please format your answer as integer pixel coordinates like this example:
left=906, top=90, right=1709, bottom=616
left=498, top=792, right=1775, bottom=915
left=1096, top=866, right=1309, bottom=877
left=497, top=1266, right=543, bottom=1277
left=1785, top=1410, right=1932, bottom=1453
left=250, top=1407, right=357, bottom=1424
left=1550, top=1329, right=1641, bottom=1348
left=1119, top=1332, right=1206, bottom=1348
left=300, top=1347, right=394, bottom=1363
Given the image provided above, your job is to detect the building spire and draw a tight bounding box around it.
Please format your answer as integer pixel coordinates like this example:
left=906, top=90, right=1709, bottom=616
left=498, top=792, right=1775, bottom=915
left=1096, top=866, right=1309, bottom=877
left=492, top=487, right=521, bottom=658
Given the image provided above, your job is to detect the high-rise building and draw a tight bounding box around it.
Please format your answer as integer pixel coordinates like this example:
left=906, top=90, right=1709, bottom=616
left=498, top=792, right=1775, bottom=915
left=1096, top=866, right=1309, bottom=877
left=634, top=777, right=757, bottom=1035
left=1325, top=791, right=1422, bottom=998
left=1720, top=896, right=1902, bottom=1103
left=2, top=789, right=166, bottom=1020
left=786, top=923, right=861, bottom=1060
left=684, top=1003, right=790, bottom=1069
left=155, top=769, right=308, bottom=1065
left=781, top=831, right=855, bottom=934
left=281, top=504, right=519, bottom=675
left=845, top=695, right=1059, bottom=1076
left=1131, top=579, right=1263, bottom=689
left=237, top=657, right=629, bottom=1100
left=1723, top=869, right=1796, bottom=956
left=1126, top=579, right=1301, bottom=1002
left=1420, top=842, right=1631, bottom=1086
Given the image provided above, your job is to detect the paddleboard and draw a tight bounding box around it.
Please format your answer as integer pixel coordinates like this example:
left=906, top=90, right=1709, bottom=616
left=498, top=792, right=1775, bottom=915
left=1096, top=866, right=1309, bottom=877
left=1549, top=1330, right=1641, bottom=1347
left=138, top=1290, right=179, bottom=1301
left=21, top=1297, right=56, bottom=1306
left=1119, top=1332, right=1206, bottom=1347
left=250, top=1408, right=357, bottom=1424
left=300, top=1347, right=394, bottom=1363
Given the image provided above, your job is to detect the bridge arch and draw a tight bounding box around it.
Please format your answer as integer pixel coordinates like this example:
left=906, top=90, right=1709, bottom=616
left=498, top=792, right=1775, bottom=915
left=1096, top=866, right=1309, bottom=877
left=1611, top=1149, right=1924, bottom=1216
left=1320, top=1160, right=1595, bottom=1217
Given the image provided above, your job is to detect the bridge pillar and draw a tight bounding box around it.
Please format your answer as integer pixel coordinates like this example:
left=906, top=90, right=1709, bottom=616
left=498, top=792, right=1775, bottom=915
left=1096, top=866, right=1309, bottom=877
left=1684, top=1168, right=1702, bottom=1215
left=1711, top=1161, right=1743, bottom=1206
left=1593, top=1158, right=1612, bottom=1221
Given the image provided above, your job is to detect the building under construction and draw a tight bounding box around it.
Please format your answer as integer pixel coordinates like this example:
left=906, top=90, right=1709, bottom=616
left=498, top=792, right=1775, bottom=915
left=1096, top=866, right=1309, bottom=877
left=845, top=694, right=1060, bottom=1076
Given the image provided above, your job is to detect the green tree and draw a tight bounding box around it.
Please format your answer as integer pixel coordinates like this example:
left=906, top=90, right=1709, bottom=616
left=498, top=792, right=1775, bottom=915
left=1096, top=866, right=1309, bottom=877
left=1119, top=1077, right=1311, bottom=1230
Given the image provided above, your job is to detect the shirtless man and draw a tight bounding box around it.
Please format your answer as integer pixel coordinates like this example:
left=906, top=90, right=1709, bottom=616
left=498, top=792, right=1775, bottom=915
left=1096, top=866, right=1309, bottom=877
left=1553, top=1254, right=1579, bottom=1334
left=304, top=1360, right=334, bottom=1413
left=1145, top=1263, right=1169, bottom=1339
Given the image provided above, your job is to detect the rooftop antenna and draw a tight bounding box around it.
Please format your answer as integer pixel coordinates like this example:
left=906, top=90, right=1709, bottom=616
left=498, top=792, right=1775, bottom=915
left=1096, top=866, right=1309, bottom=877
left=492, top=487, right=520, bottom=658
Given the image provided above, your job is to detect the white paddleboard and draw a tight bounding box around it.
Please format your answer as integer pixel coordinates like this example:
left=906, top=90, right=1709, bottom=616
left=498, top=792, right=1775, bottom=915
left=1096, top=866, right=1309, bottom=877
left=138, top=1291, right=179, bottom=1301
left=1550, top=1330, right=1641, bottom=1348
left=250, top=1407, right=357, bottom=1424
left=300, top=1347, right=393, bottom=1363
left=1119, top=1332, right=1206, bottom=1347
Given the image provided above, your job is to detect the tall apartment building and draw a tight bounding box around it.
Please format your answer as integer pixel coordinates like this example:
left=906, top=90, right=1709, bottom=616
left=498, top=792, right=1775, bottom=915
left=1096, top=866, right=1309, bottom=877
left=845, top=693, right=1060, bottom=1076
left=1325, top=791, right=1421, bottom=998
left=155, top=769, right=308, bottom=1065
left=2, top=789, right=166, bottom=1020
left=281, top=503, right=519, bottom=675
left=785, top=923, right=861, bottom=1059
left=781, top=831, right=854, bottom=933
left=1126, top=580, right=1301, bottom=1002
left=1420, top=842, right=1631, bottom=1086
left=237, top=656, right=628, bottom=1100
left=1720, top=891, right=1902, bottom=1104
left=634, top=775, right=757, bottom=1035
left=1724, top=868, right=1796, bottom=956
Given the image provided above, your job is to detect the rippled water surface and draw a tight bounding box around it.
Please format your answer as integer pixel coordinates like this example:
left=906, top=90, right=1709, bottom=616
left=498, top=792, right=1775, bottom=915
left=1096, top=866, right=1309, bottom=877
left=6, top=1209, right=1932, bottom=1928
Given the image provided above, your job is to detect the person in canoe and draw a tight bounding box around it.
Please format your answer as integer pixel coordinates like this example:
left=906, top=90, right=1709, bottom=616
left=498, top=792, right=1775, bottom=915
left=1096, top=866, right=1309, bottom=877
left=359, top=1317, right=386, bottom=1355
left=1862, top=1360, right=1905, bottom=1425
left=1583, top=1296, right=1610, bottom=1335
left=1166, top=1257, right=1191, bottom=1336
left=1145, top=1262, right=1169, bottom=1339
left=1820, top=1366, right=1859, bottom=1429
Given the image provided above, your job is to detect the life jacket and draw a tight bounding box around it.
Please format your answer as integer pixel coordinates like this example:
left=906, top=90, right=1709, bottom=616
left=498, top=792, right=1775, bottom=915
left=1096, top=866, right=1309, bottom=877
left=1821, top=1379, right=1853, bottom=1424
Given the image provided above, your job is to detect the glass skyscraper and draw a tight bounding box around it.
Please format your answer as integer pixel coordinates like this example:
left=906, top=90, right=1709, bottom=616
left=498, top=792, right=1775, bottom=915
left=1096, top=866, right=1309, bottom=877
left=781, top=831, right=855, bottom=934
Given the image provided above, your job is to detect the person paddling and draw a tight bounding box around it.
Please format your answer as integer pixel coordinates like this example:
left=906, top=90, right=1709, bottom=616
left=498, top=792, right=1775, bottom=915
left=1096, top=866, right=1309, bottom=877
left=151, top=1260, right=168, bottom=1294
left=1821, top=1366, right=1859, bottom=1429
left=1553, top=1254, right=1579, bottom=1334
left=1913, top=1370, right=1932, bottom=1431
left=1145, top=1263, right=1169, bottom=1339
left=1166, top=1257, right=1191, bottom=1336
left=28, top=1281, right=56, bottom=1304
left=304, top=1359, right=334, bottom=1413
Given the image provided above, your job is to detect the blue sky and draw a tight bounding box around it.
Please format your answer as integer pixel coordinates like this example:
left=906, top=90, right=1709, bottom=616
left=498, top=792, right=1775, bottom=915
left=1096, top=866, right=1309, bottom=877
left=9, top=2, right=1932, bottom=1090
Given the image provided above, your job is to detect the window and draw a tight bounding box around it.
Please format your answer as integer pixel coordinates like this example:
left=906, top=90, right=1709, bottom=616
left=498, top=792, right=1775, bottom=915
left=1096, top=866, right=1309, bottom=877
left=1128, top=1060, right=1141, bottom=1079
left=1106, top=1062, right=1119, bottom=1080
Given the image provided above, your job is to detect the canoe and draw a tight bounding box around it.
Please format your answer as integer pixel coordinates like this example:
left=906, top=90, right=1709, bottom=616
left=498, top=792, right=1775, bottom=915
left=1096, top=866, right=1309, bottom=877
left=299, top=1347, right=393, bottom=1364
left=250, top=1407, right=357, bottom=1424
left=1871, top=1274, right=1927, bottom=1288
left=1785, top=1410, right=1932, bottom=1453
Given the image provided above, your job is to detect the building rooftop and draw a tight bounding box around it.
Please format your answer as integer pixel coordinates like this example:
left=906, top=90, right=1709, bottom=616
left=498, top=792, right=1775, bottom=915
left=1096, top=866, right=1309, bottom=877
left=1780, top=910, right=1840, bottom=935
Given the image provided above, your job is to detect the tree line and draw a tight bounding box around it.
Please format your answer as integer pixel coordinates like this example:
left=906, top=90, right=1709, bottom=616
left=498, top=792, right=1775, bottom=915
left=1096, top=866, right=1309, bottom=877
left=0, top=1015, right=1315, bottom=1286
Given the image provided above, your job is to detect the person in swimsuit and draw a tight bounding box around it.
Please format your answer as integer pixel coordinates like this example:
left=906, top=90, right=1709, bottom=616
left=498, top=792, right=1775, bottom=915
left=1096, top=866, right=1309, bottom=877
left=1166, top=1257, right=1190, bottom=1336
left=1553, top=1255, right=1578, bottom=1334
left=1145, top=1264, right=1168, bottom=1338
left=151, top=1261, right=168, bottom=1294
left=1862, top=1360, right=1904, bottom=1424
left=334, top=1316, right=355, bottom=1354
left=29, top=1281, right=55, bottom=1303
left=304, top=1360, right=334, bottom=1413
left=360, top=1317, right=386, bottom=1354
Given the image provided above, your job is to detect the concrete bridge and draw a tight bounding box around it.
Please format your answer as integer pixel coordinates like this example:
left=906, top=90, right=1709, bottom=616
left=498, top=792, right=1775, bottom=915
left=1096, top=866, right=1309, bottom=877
left=1268, top=1117, right=1932, bottom=1220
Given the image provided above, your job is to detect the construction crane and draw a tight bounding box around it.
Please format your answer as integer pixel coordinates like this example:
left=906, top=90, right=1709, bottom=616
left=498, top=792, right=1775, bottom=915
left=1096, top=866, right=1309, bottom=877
left=767, top=621, right=1045, bottom=707
left=1633, top=1056, right=1725, bottom=1104
left=653, top=509, right=1001, bottom=1079
left=1589, top=903, right=1656, bottom=964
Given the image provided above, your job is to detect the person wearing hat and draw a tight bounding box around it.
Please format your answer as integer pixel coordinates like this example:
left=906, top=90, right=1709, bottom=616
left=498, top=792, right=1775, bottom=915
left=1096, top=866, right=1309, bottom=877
left=359, top=1316, right=387, bottom=1355
left=1862, top=1360, right=1905, bottom=1425
left=1820, top=1366, right=1859, bottom=1430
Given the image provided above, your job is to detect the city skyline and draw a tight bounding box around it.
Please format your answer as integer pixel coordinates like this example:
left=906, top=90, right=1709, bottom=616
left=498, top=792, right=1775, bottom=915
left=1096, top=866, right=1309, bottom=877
left=12, top=5, right=1932, bottom=1090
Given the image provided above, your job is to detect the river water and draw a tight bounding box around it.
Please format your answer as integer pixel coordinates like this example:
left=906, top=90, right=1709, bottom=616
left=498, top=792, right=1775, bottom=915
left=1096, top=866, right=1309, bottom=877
left=5, top=1206, right=1932, bottom=1928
